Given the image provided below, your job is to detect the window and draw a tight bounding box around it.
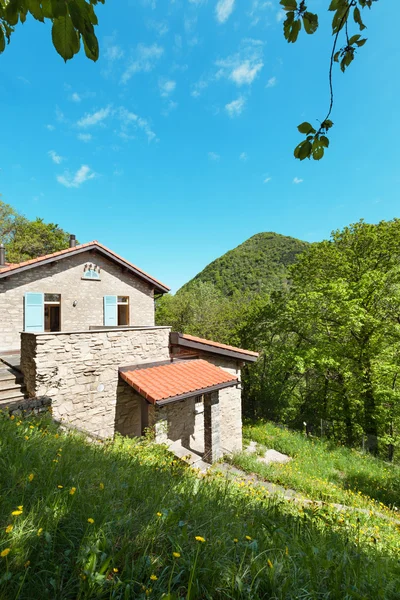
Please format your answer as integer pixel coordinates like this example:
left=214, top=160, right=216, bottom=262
left=44, top=294, right=61, bottom=332
left=194, top=395, right=204, bottom=414
left=82, top=268, right=100, bottom=280
left=117, top=296, right=129, bottom=326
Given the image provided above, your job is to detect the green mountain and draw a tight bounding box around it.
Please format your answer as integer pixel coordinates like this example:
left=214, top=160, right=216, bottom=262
left=180, top=232, right=309, bottom=296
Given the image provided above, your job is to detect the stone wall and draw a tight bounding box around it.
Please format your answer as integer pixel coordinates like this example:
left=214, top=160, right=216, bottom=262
left=0, top=251, right=157, bottom=352
left=148, top=395, right=205, bottom=454
left=197, top=353, right=243, bottom=454
left=21, top=326, right=171, bottom=438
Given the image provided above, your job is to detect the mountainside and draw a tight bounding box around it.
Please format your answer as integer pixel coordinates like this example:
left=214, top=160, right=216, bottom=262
left=180, top=232, right=309, bottom=296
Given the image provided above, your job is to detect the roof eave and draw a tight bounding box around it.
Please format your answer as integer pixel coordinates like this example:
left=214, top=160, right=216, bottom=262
left=0, top=243, right=170, bottom=293
left=170, top=332, right=259, bottom=363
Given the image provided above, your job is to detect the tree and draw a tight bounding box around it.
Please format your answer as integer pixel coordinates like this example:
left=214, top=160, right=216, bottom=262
left=253, top=220, right=400, bottom=458
left=0, top=0, right=104, bottom=62
left=0, top=200, right=73, bottom=262
left=280, top=0, right=373, bottom=160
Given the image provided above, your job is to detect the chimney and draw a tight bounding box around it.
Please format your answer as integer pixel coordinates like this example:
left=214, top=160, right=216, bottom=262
left=69, top=234, right=76, bottom=248
left=0, top=244, right=5, bottom=268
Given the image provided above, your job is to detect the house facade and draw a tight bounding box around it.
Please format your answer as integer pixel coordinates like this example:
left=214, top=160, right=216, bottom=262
left=0, top=238, right=258, bottom=463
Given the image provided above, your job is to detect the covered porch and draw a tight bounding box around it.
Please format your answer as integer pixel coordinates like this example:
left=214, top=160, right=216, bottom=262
left=117, top=358, right=239, bottom=464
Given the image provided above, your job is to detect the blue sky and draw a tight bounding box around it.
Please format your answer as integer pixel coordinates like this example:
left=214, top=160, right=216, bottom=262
left=0, top=0, right=398, bottom=291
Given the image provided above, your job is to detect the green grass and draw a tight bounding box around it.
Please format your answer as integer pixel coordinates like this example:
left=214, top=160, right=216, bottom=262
left=231, top=421, right=400, bottom=513
left=0, top=412, right=399, bottom=599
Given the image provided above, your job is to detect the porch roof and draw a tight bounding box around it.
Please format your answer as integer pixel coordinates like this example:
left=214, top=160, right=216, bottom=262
left=170, top=332, right=259, bottom=363
left=119, top=359, right=238, bottom=405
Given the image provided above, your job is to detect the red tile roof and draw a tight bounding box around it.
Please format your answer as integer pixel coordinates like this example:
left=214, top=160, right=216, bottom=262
left=171, top=333, right=259, bottom=360
left=120, top=359, right=238, bottom=404
left=0, top=241, right=170, bottom=293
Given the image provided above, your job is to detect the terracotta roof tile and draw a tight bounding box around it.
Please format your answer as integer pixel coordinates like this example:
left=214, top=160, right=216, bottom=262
left=179, top=333, right=259, bottom=358
left=120, top=359, right=238, bottom=404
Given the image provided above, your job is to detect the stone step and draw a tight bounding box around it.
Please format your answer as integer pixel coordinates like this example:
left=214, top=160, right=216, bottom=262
left=166, top=440, right=211, bottom=472
left=0, top=380, right=25, bottom=392
left=0, top=388, right=26, bottom=402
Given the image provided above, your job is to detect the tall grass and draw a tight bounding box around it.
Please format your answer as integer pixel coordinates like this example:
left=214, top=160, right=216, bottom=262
left=232, top=421, right=400, bottom=512
left=0, top=412, right=399, bottom=599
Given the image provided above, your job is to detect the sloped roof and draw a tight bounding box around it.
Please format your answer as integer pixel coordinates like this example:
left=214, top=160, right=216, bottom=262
left=0, top=241, right=170, bottom=293
left=170, top=332, right=259, bottom=363
left=120, top=359, right=238, bottom=405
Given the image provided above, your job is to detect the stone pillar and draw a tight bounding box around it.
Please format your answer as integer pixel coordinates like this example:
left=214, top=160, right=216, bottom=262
left=204, top=391, right=220, bottom=464
left=149, top=405, right=168, bottom=443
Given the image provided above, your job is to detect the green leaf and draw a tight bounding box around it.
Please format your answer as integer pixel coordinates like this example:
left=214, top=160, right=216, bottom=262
left=294, top=140, right=312, bottom=161
left=28, top=0, right=44, bottom=22
left=334, top=50, right=340, bottom=62
left=321, top=119, right=334, bottom=130
left=5, top=0, right=20, bottom=26
left=348, top=34, right=361, bottom=45
left=82, top=31, right=99, bottom=61
left=332, top=5, right=350, bottom=35
left=0, top=27, right=5, bottom=54
left=284, top=15, right=301, bottom=43
left=356, top=38, right=367, bottom=47
left=297, top=122, right=316, bottom=135
left=303, top=12, right=318, bottom=35
left=280, top=0, right=297, bottom=10
left=320, top=135, right=330, bottom=148
left=353, top=6, right=366, bottom=30
left=51, top=14, right=80, bottom=62
left=312, top=140, right=324, bottom=160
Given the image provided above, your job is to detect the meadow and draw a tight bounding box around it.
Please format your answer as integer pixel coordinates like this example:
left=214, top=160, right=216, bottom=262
left=232, top=421, right=400, bottom=511
left=0, top=411, right=399, bottom=599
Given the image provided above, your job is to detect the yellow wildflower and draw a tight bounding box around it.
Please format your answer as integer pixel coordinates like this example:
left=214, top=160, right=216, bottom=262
left=1, top=548, right=11, bottom=557
left=87, top=518, right=94, bottom=524
left=285, top=546, right=289, bottom=556
left=10, top=415, right=15, bottom=420
left=28, top=473, right=34, bottom=482
left=172, top=552, right=181, bottom=558
left=53, top=459, right=58, bottom=463
left=245, top=536, right=252, bottom=541
left=12, top=510, right=22, bottom=517
left=233, top=538, right=238, bottom=543
left=24, top=436, right=29, bottom=440
left=24, top=561, right=30, bottom=568
left=18, top=506, right=23, bottom=510
left=150, top=574, right=158, bottom=581
left=99, top=483, right=104, bottom=490
left=156, top=512, right=162, bottom=517
left=113, top=567, right=118, bottom=573
left=195, top=536, right=206, bottom=543
left=57, top=485, right=63, bottom=489
left=69, top=487, right=76, bottom=495
left=5, top=525, right=13, bottom=534
left=267, top=559, right=273, bottom=569
left=37, top=528, right=43, bottom=536
left=29, top=425, right=34, bottom=429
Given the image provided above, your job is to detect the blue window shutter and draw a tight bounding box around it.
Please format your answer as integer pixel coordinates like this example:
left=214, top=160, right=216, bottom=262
left=104, top=296, right=117, bottom=326
left=24, top=293, right=44, bottom=332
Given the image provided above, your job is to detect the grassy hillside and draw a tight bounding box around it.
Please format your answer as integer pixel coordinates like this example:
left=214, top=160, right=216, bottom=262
left=1, top=412, right=399, bottom=599
left=180, top=232, right=309, bottom=296
left=234, top=422, right=400, bottom=512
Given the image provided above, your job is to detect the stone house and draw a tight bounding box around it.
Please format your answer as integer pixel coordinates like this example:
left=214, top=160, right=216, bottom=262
left=0, top=237, right=258, bottom=463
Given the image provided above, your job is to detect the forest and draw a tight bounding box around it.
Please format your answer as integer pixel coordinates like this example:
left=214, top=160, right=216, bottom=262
left=156, top=220, right=400, bottom=462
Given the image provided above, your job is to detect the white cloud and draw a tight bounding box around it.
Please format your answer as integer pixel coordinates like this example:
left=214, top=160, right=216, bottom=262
left=263, top=176, right=271, bottom=183
left=240, top=152, right=248, bottom=161
left=191, top=79, right=208, bottom=98
left=46, top=124, right=55, bottom=131
left=77, top=106, right=111, bottom=128
left=48, top=150, right=64, bottom=164
left=208, top=151, right=220, bottom=161
left=230, top=60, right=263, bottom=85
left=105, top=45, right=124, bottom=61
left=225, top=96, right=245, bottom=118
left=293, top=177, right=303, bottom=184
left=266, top=76, right=277, bottom=88
left=248, top=1, right=273, bottom=26
left=276, top=10, right=285, bottom=22
left=118, top=107, right=157, bottom=143
left=121, top=44, right=164, bottom=84
left=71, top=92, right=81, bottom=102
left=159, top=79, right=176, bottom=97
left=77, top=133, right=92, bottom=142
left=162, top=100, right=178, bottom=116
left=216, top=0, right=235, bottom=23
left=147, top=20, right=169, bottom=36
left=216, top=39, right=264, bottom=86
left=57, top=165, right=96, bottom=188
